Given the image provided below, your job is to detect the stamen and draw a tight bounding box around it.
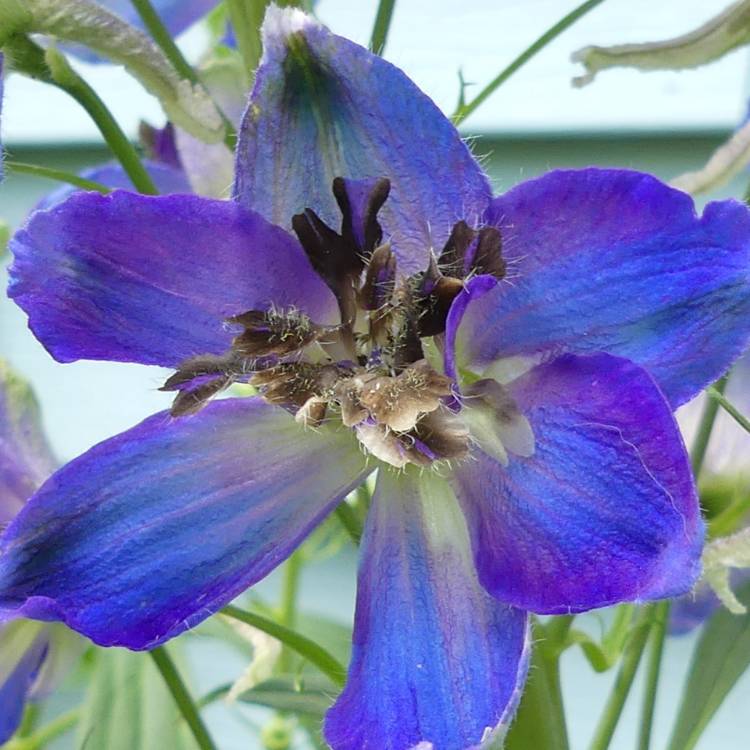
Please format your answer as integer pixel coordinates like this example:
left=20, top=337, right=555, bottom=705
left=228, top=308, right=322, bottom=358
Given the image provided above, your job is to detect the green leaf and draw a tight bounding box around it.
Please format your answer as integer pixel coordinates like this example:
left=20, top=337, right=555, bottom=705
left=236, top=674, right=332, bottom=715
left=75, top=646, right=199, bottom=750
left=1, top=0, right=224, bottom=143
left=667, top=578, right=750, bottom=750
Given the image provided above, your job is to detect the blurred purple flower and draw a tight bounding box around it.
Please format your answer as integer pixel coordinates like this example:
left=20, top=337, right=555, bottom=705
left=0, top=363, right=84, bottom=743
left=5, top=7, right=750, bottom=749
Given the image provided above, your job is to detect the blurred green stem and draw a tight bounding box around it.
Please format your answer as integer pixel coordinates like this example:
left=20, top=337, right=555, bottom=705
left=226, top=0, right=268, bottom=75
left=280, top=550, right=302, bottom=631
left=5, top=36, right=157, bottom=194
left=637, top=601, right=670, bottom=750
left=706, top=386, right=750, bottom=435
left=588, top=611, right=652, bottom=750
left=453, top=0, right=607, bottom=125
left=130, top=0, right=237, bottom=148
left=370, top=0, right=396, bottom=55
left=5, top=161, right=111, bottom=193
left=150, top=646, right=217, bottom=750
left=506, top=617, right=572, bottom=750
left=6, top=709, right=78, bottom=750
left=222, top=604, right=347, bottom=686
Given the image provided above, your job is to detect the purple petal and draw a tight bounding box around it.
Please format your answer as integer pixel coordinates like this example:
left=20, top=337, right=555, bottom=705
left=449, top=169, right=750, bottom=407
left=0, top=363, right=56, bottom=526
left=34, top=160, right=191, bottom=212
left=9, top=190, right=338, bottom=367
left=0, top=398, right=370, bottom=649
left=234, top=8, right=491, bottom=275
left=325, top=468, right=529, bottom=750
left=452, top=353, right=703, bottom=614
left=0, top=624, right=47, bottom=744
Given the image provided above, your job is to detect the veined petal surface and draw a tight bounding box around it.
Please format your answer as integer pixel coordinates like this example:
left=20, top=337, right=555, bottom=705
left=9, top=190, right=338, bottom=367
left=325, top=468, right=529, bottom=750
left=450, top=169, right=750, bottom=406
left=234, top=7, right=492, bottom=275
left=0, top=398, right=369, bottom=649
left=452, top=353, right=703, bottom=614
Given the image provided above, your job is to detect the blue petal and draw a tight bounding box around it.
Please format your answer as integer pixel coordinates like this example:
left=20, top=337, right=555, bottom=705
left=234, top=7, right=492, bottom=275
left=34, top=160, right=191, bottom=212
left=450, top=169, right=750, bottom=406
left=9, top=190, right=338, bottom=367
left=0, top=362, right=56, bottom=526
left=452, top=353, right=703, bottom=614
left=0, top=623, right=48, bottom=744
left=325, top=468, right=529, bottom=750
left=0, top=398, right=369, bottom=649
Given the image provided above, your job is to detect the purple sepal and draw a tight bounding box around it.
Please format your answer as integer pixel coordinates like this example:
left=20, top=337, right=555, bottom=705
left=450, top=169, right=750, bottom=407
left=0, top=398, right=370, bottom=649
left=453, top=353, right=703, bottom=614
left=8, top=190, right=338, bottom=368
left=325, top=468, right=529, bottom=750
left=234, top=7, right=492, bottom=275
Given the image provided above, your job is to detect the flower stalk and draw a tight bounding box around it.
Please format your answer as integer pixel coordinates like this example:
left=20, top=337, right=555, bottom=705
left=4, top=161, right=112, bottom=194
left=149, top=646, right=217, bottom=750
left=129, top=0, right=237, bottom=149
left=222, top=604, right=347, bottom=687
left=4, top=36, right=157, bottom=194
left=370, top=0, right=396, bottom=55
left=453, top=0, right=607, bottom=125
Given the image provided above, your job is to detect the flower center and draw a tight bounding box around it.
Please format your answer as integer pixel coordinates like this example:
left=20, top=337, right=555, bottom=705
left=161, top=178, right=509, bottom=468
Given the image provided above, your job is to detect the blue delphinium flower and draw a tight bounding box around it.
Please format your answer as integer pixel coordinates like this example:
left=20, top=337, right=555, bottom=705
left=4, top=7, right=750, bottom=748
left=0, top=363, right=84, bottom=743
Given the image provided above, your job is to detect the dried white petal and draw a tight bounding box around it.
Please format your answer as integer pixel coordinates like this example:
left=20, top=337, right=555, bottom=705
left=572, top=0, right=750, bottom=87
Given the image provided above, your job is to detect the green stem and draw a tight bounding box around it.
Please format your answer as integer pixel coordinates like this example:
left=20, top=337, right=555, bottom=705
left=226, top=0, right=268, bottom=75
left=279, top=549, right=303, bottom=672
left=588, top=612, right=651, bottom=750
left=335, top=501, right=363, bottom=545
left=222, top=604, right=346, bottom=687
left=149, top=646, right=217, bottom=750
left=506, top=617, right=571, bottom=750
left=690, top=376, right=728, bottom=475
left=7, top=36, right=157, bottom=195
left=130, top=0, right=237, bottom=149
left=131, top=0, right=200, bottom=83
left=706, top=385, right=750, bottom=435
left=637, top=601, right=670, bottom=750
left=370, top=0, right=396, bottom=55
left=5, top=161, right=112, bottom=193
left=453, top=0, right=607, bottom=125
left=8, top=709, right=79, bottom=750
